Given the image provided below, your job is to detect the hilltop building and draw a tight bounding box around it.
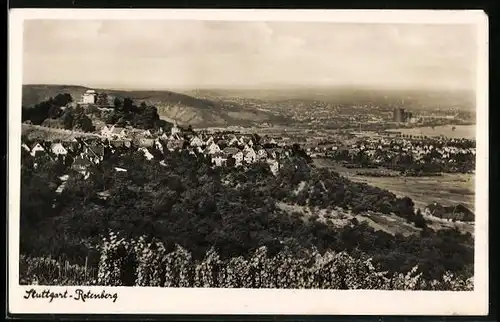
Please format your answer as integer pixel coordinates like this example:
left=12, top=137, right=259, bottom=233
left=81, top=89, right=97, bottom=104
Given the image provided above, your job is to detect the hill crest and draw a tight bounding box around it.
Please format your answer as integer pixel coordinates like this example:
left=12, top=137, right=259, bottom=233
left=22, top=84, right=287, bottom=128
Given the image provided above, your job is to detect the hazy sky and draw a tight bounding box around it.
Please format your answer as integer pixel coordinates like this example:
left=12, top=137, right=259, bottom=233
left=23, top=20, right=478, bottom=91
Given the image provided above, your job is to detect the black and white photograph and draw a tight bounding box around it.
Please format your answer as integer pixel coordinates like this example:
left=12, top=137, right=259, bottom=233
left=8, top=9, right=488, bottom=315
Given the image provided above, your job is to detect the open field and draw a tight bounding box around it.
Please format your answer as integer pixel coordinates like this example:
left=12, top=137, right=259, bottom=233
left=314, top=159, right=474, bottom=210
left=346, top=172, right=475, bottom=211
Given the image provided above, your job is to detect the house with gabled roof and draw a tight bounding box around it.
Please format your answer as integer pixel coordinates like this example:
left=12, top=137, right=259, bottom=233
left=205, top=142, right=221, bottom=155
left=211, top=152, right=226, bottom=167
left=100, top=125, right=112, bottom=137
left=444, top=204, right=474, bottom=222
left=233, top=151, right=244, bottom=165
left=205, top=136, right=214, bottom=146
left=256, top=148, right=268, bottom=160
left=223, top=147, right=243, bottom=165
left=190, top=136, right=204, bottom=147
left=30, top=143, right=45, bottom=157
left=142, top=129, right=153, bottom=138
left=228, top=136, right=239, bottom=146
left=244, top=147, right=257, bottom=163
left=72, top=155, right=93, bottom=175
left=51, top=142, right=68, bottom=156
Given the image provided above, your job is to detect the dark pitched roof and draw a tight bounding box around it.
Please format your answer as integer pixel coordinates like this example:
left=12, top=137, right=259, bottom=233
left=444, top=204, right=474, bottom=216
left=72, top=156, right=93, bottom=167
left=213, top=152, right=226, bottom=158
left=223, top=147, right=241, bottom=155
left=110, top=140, right=123, bottom=148
left=87, top=144, right=105, bottom=156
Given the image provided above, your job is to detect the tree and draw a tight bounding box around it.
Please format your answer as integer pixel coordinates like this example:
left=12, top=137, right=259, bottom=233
left=394, top=196, right=415, bottom=219
left=133, top=105, right=160, bottom=129
left=114, top=97, right=123, bottom=109
left=226, top=156, right=236, bottom=168
left=52, top=93, right=73, bottom=107
left=116, top=117, right=127, bottom=128
left=29, top=100, right=52, bottom=125
left=48, top=105, right=62, bottom=119
left=105, top=111, right=120, bottom=125
left=74, top=115, right=95, bottom=132
left=253, top=133, right=262, bottom=145
left=414, top=209, right=427, bottom=228
left=62, top=109, right=75, bottom=129
left=96, top=93, right=109, bottom=107
left=123, top=98, right=134, bottom=113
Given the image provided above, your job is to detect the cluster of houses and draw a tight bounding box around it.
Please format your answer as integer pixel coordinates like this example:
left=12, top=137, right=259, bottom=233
left=99, top=122, right=182, bottom=140
left=317, top=135, right=475, bottom=169
left=22, top=121, right=300, bottom=181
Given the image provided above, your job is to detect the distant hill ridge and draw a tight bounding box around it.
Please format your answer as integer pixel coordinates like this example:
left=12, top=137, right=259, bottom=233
left=22, top=84, right=287, bottom=128
left=184, top=87, right=476, bottom=111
